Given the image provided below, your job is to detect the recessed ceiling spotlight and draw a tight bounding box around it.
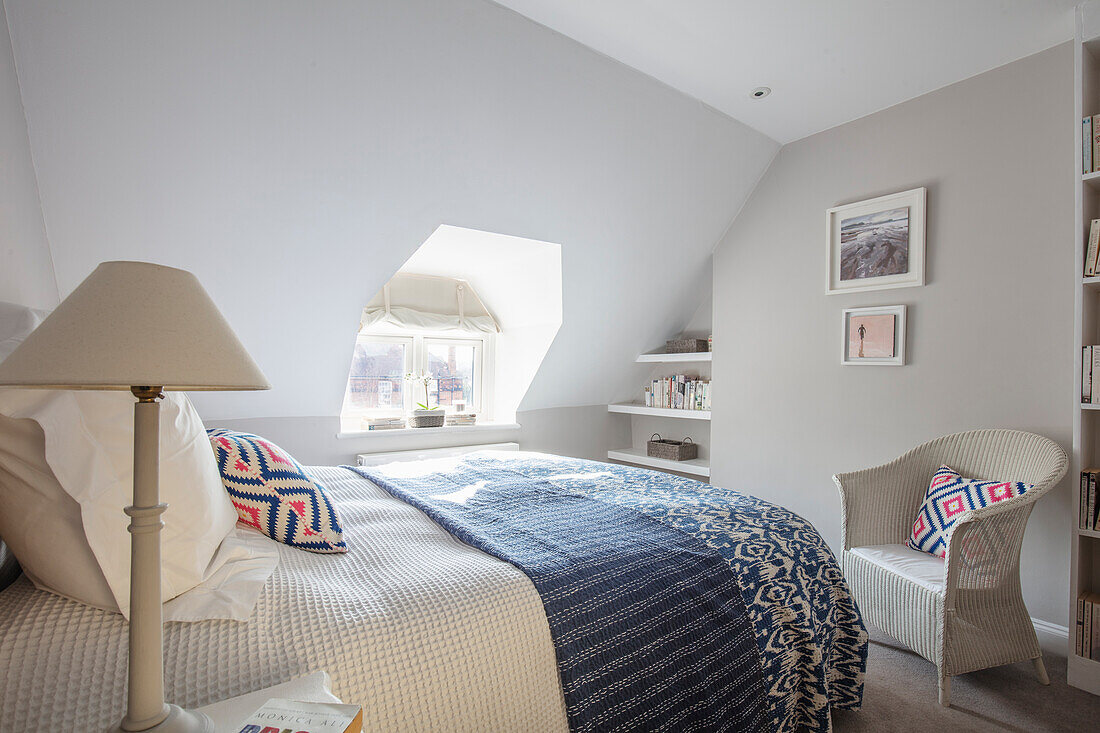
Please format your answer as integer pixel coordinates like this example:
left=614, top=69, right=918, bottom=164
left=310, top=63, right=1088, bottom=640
left=750, top=86, right=771, bottom=99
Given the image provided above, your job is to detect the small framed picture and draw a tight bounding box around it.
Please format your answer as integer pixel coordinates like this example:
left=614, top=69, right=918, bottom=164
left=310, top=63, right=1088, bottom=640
left=842, top=305, right=906, bottom=366
left=826, top=187, right=926, bottom=294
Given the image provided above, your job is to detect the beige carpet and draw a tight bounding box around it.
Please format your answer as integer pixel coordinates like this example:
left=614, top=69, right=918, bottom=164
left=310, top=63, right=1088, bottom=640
left=832, top=628, right=1100, bottom=732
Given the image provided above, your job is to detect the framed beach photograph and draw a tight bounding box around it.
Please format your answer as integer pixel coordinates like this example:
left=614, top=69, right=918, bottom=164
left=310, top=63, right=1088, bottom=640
left=826, top=187, right=925, bottom=295
left=842, top=305, right=906, bottom=366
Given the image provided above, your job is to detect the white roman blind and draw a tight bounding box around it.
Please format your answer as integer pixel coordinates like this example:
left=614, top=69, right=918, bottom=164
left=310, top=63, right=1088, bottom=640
left=359, top=273, right=500, bottom=334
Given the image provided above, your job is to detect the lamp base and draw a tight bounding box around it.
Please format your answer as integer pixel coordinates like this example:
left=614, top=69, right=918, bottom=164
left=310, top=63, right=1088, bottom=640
left=112, top=705, right=213, bottom=733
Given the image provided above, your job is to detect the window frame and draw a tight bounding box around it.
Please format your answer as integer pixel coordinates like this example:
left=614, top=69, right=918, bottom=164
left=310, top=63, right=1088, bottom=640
left=340, top=333, right=414, bottom=420
left=341, top=327, right=494, bottom=425
left=420, top=336, right=484, bottom=414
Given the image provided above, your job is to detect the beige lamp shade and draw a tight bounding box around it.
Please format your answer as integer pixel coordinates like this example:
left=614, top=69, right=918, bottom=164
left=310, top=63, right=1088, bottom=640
left=0, top=261, right=269, bottom=391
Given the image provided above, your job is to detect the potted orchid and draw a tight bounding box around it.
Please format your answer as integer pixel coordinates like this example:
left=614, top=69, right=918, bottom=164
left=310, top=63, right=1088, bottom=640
left=404, top=372, right=444, bottom=428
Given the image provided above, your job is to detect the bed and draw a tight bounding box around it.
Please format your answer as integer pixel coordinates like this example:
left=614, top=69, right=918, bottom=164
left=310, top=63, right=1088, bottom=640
left=0, top=451, right=867, bottom=732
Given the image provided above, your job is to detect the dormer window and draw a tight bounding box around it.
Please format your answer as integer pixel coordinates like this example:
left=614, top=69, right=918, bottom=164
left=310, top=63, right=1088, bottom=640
left=340, top=274, right=498, bottom=431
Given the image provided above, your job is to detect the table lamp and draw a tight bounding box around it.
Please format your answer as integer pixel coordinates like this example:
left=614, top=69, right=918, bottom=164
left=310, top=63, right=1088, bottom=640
left=0, top=261, right=270, bottom=733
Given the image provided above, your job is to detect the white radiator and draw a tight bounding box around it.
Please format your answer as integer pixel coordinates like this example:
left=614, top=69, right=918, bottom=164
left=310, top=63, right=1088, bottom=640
left=356, top=442, right=519, bottom=467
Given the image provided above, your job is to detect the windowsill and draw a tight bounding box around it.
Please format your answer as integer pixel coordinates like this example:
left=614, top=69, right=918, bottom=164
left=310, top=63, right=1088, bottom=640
left=335, top=422, right=521, bottom=440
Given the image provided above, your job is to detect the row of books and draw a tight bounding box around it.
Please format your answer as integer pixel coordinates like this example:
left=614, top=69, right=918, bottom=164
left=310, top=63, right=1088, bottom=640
left=363, top=417, right=407, bottom=431
left=1080, top=470, right=1100, bottom=531
left=1077, top=592, right=1100, bottom=661
left=644, top=376, right=711, bottom=411
left=1083, top=346, right=1100, bottom=403
left=1085, top=116, right=1100, bottom=174
left=1084, top=219, right=1100, bottom=276
left=363, top=414, right=478, bottom=430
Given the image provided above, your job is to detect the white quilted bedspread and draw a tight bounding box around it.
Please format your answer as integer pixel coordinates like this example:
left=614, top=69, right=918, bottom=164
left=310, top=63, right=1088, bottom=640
left=0, top=466, right=569, bottom=732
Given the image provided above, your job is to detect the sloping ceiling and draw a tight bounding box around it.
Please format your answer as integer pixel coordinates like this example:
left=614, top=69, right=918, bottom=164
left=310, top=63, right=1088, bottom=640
left=491, top=0, right=1077, bottom=143
left=4, top=0, right=777, bottom=420
left=0, top=2, right=54, bottom=310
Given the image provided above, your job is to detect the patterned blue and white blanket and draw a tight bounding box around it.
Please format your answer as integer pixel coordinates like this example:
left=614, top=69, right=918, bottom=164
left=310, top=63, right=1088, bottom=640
left=350, top=452, right=867, bottom=733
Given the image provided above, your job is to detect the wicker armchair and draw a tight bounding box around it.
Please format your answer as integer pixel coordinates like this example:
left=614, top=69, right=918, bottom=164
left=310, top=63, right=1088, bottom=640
left=833, top=429, right=1067, bottom=707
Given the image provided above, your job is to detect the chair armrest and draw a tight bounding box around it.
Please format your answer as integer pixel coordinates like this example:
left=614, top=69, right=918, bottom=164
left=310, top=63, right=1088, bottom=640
left=833, top=453, right=932, bottom=551
left=941, top=450, right=1067, bottom=599
left=942, top=502, right=1032, bottom=605
left=937, top=440, right=1064, bottom=589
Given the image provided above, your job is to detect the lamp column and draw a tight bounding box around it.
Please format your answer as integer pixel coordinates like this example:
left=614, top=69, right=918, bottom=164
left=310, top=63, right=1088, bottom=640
left=118, top=387, right=212, bottom=733
left=122, top=387, right=170, bottom=730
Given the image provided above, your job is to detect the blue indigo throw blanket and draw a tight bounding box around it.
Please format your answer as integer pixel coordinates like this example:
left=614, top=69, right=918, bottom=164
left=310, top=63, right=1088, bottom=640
left=349, top=452, right=867, bottom=733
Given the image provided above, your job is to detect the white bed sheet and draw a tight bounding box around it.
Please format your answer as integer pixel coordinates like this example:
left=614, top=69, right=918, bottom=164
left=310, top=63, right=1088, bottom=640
left=0, top=466, right=569, bottom=732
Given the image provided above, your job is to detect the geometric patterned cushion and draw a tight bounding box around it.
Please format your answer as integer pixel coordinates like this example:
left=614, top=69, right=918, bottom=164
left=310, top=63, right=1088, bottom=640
left=207, top=429, right=347, bottom=553
left=906, top=464, right=1032, bottom=558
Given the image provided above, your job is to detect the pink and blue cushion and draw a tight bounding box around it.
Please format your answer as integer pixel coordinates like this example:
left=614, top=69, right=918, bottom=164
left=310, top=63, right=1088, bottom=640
left=207, top=429, right=347, bottom=553
left=907, top=464, right=1033, bottom=558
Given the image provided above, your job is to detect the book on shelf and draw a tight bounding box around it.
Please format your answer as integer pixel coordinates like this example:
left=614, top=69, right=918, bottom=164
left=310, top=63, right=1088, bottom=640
left=1086, top=219, right=1100, bottom=276
left=1093, top=348, right=1100, bottom=405
left=1077, top=592, right=1100, bottom=661
left=1087, top=116, right=1094, bottom=174
left=1093, top=119, right=1100, bottom=178
left=1085, top=347, right=1100, bottom=404
left=236, top=698, right=362, bottom=733
left=1080, top=469, right=1100, bottom=531
left=445, top=413, right=477, bottom=426
left=1085, top=346, right=1093, bottom=403
left=643, top=375, right=711, bottom=411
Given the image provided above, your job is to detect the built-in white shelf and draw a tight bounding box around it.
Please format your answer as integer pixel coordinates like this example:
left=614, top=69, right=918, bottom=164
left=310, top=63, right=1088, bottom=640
left=635, top=351, right=712, bottom=363
left=1070, top=5, right=1100, bottom=696
left=607, top=448, right=710, bottom=478
left=607, top=403, right=711, bottom=420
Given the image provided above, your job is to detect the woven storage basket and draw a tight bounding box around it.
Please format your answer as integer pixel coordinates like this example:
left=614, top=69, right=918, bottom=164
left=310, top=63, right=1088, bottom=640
left=666, top=338, right=709, bottom=354
left=646, top=434, right=698, bottom=461
left=409, top=411, right=445, bottom=428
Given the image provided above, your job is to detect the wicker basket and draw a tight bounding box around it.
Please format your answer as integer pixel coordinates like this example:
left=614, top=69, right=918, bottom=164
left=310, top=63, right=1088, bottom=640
left=666, top=338, right=709, bottom=354
left=646, top=434, right=698, bottom=461
left=408, top=410, right=445, bottom=428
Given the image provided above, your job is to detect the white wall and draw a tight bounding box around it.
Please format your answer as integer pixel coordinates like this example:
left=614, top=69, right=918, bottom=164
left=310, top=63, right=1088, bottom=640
left=712, top=44, right=1074, bottom=626
left=0, top=4, right=55, bottom=310
left=5, top=0, right=777, bottom=431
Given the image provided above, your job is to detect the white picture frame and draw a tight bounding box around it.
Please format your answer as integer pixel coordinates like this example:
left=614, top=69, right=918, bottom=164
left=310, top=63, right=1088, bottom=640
left=842, top=305, right=906, bottom=366
left=826, top=187, right=926, bottom=295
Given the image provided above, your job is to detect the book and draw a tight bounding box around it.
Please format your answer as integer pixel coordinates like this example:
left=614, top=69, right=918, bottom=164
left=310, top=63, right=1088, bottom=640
left=1091, top=347, right=1100, bottom=404
left=1083, top=471, right=1091, bottom=530
left=236, top=699, right=362, bottom=733
left=1093, top=121, right=1100, bottom=181
left=1086, top=220, right=1100, bottom=276
left=1082, top=598, right=1091, bottom=660
left=1087, top=117, right=1094, bottom=174
left=1092, top=592, right=1100, bottom=661
left=1090, top=471, right=1100, bottom=532
left=1086, top=346, right=1094, bottom=403
left=1079, top=594, right=1086, bottom=656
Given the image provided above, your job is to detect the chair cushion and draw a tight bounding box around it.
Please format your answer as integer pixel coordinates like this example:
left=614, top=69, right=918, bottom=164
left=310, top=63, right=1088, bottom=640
left=849, top=543, right=945, bottom=592
left=208, top=429, right=348, bottom=553
left=907, top=464, right=1034, bottom=558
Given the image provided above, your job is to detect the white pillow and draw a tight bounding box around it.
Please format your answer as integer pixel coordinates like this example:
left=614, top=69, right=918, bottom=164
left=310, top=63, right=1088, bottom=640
left=0, top=301, right=241, bottom=617
left=0, top=411, right=117, bottom=609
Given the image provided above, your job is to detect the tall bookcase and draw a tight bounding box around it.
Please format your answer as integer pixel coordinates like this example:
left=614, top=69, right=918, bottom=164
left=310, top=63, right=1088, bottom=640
left=1072, top=0, right=1100, bottom=697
